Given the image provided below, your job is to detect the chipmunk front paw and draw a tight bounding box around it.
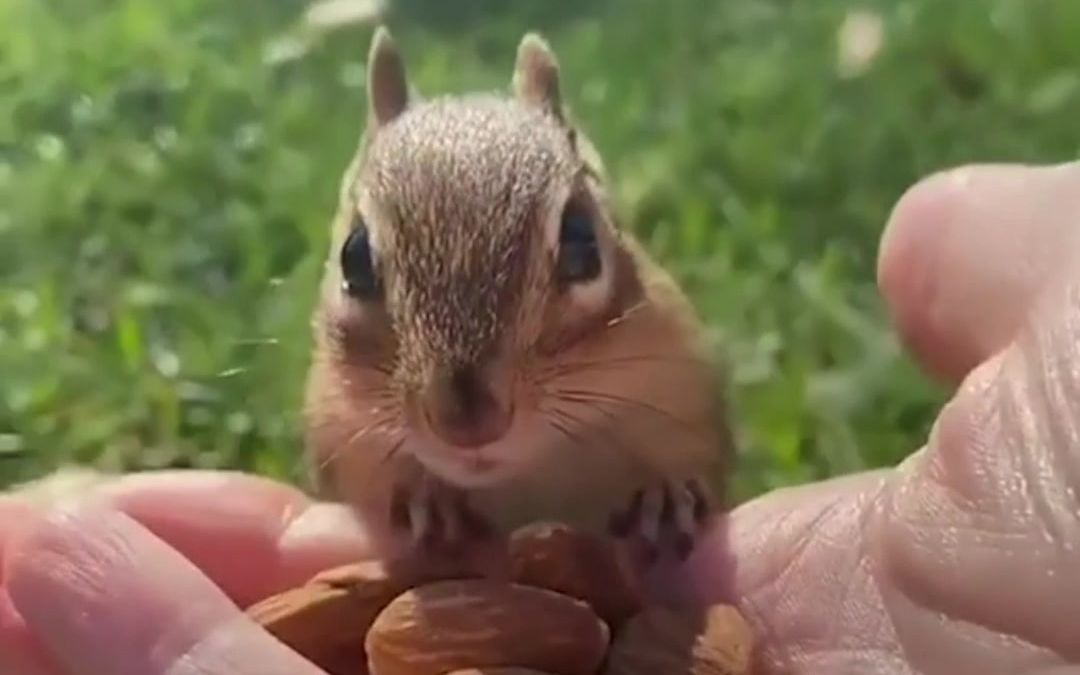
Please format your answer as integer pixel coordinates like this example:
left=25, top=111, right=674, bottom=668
left=608, top=477, right=712, bottom=563
left=389, top=474, right=492, bottom=552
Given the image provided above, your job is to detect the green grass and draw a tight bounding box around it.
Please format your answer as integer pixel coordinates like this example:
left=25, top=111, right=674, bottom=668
left=2, top=0, right=1079, bottom=502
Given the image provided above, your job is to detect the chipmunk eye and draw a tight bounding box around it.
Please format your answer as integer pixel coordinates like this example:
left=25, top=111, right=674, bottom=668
left=340, top=218, right=381, bottom=299
left=556, top=202, right=601, bottom=284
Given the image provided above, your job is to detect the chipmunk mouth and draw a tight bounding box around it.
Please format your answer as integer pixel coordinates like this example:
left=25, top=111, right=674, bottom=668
left=405, top=404, right=550, bottom=489
left=408, top=435, right=515, bottom=488
left=399, top=366, right=560, bottom=488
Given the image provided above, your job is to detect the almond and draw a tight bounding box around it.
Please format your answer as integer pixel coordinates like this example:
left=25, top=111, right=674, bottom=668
left=604, top=604, right=752, bottom=675
left=508, top=522, right=645, bottom=629
left=247, top=559, right=446, bottom=675
left=445, top=670, right=556, bottom=674
left=247, top=550, right=510, bottom=673
left=247, top=583, right=369, bottom=674
left=366, top=579, right=610, bottom=675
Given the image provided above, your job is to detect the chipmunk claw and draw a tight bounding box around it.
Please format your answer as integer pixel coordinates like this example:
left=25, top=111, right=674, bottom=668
left=390, top=477, right=492, bottom=552
left=608, top=478, right=711, bottom=563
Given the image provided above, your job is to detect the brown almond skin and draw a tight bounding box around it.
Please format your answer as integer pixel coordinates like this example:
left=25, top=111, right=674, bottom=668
left=247, top=548, right=513, bottom=675
left=445, top=670, right=555, bottom=674
left=246, top=561, right=412, bottom=675
left=247, top=584, right=369, bottom=674
left=508, top=522, right=645, bottom=629
left=604, top=604, right=752, bottom=675
left=366, top=579, right=610, bottom=675
left=248, top=557, right=485, bottom=675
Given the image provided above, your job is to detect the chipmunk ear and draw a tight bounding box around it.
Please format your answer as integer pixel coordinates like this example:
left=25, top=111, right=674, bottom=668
left=513, top=32, right=564, bottom=122
left=366, top=26, right=409, bottom=127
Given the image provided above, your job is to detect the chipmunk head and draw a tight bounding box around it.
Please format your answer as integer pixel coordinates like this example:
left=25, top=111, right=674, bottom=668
left=308, top=28, right=684, bottom=489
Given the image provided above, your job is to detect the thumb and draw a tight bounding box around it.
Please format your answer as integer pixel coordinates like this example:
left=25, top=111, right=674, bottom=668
left=877, top=161, right=1080, bottom=385
left=5, top=502, right=327, bottom=675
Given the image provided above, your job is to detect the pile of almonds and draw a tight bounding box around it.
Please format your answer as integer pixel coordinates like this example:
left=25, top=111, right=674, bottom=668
left=246, top=522, right=752, bottom=675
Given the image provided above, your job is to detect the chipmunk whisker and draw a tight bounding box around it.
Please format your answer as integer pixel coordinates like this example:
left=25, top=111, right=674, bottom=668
left=550, top=387, right=709, bottom=447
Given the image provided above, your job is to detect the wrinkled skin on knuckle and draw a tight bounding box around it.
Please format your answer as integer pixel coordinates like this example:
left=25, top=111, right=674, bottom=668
left=874, top=277, right=1080, bottom=670
left=763, top=497, right=898, bottom=672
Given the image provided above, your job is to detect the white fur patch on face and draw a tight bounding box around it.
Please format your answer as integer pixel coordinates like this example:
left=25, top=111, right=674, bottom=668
left=563, top=240, right=615, bottom=314
left=355, top=190, right=385, bottom=255
left=328, top=190, right=392, bottom=325
left=404, top=414, right=553, bottom=489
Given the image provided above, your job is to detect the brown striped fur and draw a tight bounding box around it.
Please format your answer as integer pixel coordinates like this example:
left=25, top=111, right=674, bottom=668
left=302, top=28, right=734, bottom=549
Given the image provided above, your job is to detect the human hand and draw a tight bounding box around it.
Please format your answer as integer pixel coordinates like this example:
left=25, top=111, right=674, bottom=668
left=676, top=161, right=1080, bottom=673
left=5, top=161, right=1080, bottom=674
left=0, top=472, right=377, bottom=674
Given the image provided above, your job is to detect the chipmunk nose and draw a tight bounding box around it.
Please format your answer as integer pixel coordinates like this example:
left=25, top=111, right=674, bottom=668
left=421, top=365, right=512, bottom=449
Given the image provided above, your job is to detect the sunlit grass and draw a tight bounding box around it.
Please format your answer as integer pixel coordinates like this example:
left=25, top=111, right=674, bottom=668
left=3, top=0, right=1079, bottom=501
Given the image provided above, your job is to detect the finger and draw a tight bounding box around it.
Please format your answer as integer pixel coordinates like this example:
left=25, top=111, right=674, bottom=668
left=6, top=502, right=327, bottom=675
left=0, top=499, right=60, bottom=675
left=95, top=471, right=379, bottom=607
left=879, top=269, right=1080, bottom=660
left=0, top=591, right=59, bottom=675
left=687, top=272, right=1080, bottom=672
left=877, top=161, right=1080, bottom=384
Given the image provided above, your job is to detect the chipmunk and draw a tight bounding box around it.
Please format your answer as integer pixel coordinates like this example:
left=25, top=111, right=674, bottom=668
left=303, top=27, right=734, bottom=562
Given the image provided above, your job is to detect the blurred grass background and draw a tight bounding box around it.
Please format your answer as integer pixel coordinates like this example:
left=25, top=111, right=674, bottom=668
left=2, top=0, right=1079, bottom=502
